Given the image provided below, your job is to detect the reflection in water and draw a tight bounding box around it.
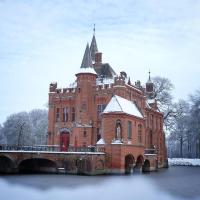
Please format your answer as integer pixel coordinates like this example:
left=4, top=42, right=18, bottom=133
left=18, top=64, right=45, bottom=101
left=1, top=167, right=200, bottom=200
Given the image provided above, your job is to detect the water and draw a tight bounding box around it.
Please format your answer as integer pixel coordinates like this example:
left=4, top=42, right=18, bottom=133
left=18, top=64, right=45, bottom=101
left=0, top=166, right=200, bottom=200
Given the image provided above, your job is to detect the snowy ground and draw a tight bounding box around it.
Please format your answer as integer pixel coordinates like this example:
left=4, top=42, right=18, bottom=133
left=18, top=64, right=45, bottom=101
left=168, top=158, right=200, bottom=166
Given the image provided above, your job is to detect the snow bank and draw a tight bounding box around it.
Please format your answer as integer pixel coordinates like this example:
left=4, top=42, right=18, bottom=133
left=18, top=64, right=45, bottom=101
left=168, top=158, right=200, bottom=166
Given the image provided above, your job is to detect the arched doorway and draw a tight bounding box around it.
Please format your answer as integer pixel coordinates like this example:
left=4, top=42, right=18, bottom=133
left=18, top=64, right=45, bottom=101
left=142, top=159, right=150, bottom=172
left=60, top=131, right=70, bottom=151
left=125, top=154, right=135, bottom=174
left=135, top=155, right=144, bottom=172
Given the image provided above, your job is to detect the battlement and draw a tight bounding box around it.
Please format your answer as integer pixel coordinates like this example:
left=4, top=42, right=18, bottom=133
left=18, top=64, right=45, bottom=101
left=49, top=82, right=76, bottom=94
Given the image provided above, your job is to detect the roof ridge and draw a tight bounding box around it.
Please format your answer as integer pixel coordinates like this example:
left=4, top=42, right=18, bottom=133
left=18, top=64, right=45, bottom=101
left=114, top=95, right=123, bottom=112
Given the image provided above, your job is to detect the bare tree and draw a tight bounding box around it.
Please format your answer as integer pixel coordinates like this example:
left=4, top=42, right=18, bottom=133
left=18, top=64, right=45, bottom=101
left=0, top=124, right=6, bottom=144
left=2, top=112, right=31, bottom=145
left=190, top=90, right=200, bottom=158
left=167, top=100, right=190, bottom=158
left=152, top=76, right=175, bottom=130
left=29, top=109, right=48, bottom=145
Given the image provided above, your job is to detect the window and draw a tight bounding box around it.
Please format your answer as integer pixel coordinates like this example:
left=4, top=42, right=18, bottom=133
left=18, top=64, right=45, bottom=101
left=127, top=121, right=132, bottom=139
left=81, top=101, right=87, bottom=112
left=115, top=119, right=122, bottom=139
left=56, top=108, right=60, bottom=122
left=160, top=118, right=162, bottom=129
left=149, top=131, right=153, bottom=148
left=72, top=107, right=75, bottom=122
left=150, top=114, right=153, bottom=129
left=83, top=129, right=87, bottom=137
left=138, top=124, right=142, bottom=143
left=97, top=104, right=106, bottom=116
left=97, top=128, right=101, bottom=141
left=63, top=107, right=68, bottom=122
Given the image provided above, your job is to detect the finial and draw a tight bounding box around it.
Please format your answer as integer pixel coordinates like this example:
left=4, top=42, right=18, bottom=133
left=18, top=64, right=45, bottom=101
left=93, top=24, right=95, bottom=35
left=148, top=69, right=151, bottom=81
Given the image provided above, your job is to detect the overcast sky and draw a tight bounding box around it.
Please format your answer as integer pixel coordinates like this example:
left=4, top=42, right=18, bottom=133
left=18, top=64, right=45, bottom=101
left=0, top=0, right=200, bottom=124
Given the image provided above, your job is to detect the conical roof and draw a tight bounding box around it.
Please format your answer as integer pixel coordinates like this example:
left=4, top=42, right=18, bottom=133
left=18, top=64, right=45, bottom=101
left=81, top=43, right=93, bottom=68
left=90, top=35, right=98, bottom=62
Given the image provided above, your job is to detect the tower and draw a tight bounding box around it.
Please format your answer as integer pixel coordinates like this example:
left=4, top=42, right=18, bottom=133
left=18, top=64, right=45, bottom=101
left=73, top=43, right=97, bottom=147
left=146, top=70, right=154, bottom=98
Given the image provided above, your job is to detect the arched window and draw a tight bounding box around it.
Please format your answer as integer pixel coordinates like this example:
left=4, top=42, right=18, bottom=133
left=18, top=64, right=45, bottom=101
left=138, top=124, right=142, bottom=143
left=149, top=130, right=153, bottom=148
left=63, top=107, right=68, bottom=122
left=115, top=119, right=122, bottom=139
left=72, top=107, right=75, bottom=122
left=127, top=121, right=132, bottom=139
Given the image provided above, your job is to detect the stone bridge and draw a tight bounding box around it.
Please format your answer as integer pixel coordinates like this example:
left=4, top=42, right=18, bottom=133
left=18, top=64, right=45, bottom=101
left=0, top=145, right=106, bottom=175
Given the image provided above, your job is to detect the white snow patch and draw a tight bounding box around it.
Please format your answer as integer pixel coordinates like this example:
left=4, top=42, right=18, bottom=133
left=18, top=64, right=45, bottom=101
left=96, top=77, right=114, bottom=85
left=111, top=139, right=123, bottom=144
left=76, top=67, right=97, bottom=75
left=96, top=138, right=105, bottom=145
left=168, top=158, right=200, bottom=166
left=103, top=95, right=143, bottom=118
left=147, top=99, right=155, bottom=104
left=0, top=150, right=105, bottom=155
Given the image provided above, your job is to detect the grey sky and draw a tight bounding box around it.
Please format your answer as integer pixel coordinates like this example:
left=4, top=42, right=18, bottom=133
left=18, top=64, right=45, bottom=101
left=0, top=0, right=200, bottom=124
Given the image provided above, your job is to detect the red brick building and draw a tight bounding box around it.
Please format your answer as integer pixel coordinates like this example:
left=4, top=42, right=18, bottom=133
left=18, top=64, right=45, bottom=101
left=48, top=32, right=168, bottom=173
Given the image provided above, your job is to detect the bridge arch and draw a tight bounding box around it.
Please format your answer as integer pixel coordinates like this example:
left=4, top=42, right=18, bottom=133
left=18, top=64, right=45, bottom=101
left=142, top=159, right=150, bottom=172
left=135, top=155, right=144, bottom=172
left=0, top=155, right=16, bottom=173
left=18, top=158, right=57, bottom=173
left=125, top=154, right=135, bottom=174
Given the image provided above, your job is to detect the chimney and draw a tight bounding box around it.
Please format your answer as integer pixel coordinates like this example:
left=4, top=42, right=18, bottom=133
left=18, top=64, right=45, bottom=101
left=95, top=52, right=102, bottom=63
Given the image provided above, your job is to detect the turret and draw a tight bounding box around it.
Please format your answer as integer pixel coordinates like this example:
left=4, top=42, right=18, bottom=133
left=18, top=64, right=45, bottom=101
left=73, top=43, right=97, bottom=146
left=146, top=70, right=154, bottom=98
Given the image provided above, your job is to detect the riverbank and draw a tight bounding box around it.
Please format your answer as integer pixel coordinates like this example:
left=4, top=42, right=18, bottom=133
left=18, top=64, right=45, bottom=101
left=168, top=158, right=200, bottom=166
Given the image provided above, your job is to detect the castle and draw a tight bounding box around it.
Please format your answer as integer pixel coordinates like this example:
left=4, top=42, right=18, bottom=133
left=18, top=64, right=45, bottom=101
left=47, top=30, right=168, bottom=173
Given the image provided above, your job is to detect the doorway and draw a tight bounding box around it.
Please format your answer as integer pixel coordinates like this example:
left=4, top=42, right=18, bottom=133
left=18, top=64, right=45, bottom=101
left=60, top=131, right=70, bottom=151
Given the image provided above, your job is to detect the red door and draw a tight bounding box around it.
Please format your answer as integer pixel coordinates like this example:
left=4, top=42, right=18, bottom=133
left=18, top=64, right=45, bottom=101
left=60, top=132, right=70, bottom=151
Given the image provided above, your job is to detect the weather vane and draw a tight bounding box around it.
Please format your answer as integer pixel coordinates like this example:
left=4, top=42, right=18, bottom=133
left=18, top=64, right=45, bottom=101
left=93, top=24, right=95, bottom=35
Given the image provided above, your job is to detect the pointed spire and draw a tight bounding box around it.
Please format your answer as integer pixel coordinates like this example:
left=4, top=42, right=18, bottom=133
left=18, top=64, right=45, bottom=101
left=149, top=69, right=151, bottom=81
left=80, top=43, right=93, bottom=68
left=147, top=69, right=152, bottom=83
left=90, top=24, right=98, bottom=62
left=93, top=23, right=96, bottom=35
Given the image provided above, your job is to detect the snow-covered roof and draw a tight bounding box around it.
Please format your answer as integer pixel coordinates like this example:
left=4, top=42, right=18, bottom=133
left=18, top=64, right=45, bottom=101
left=111, top=139, right=123, bottom=144
left=96, top=138, right=105, bottom=145
left=76, top=67, right=97, bottom=75
left=147, top=98, right=155, bottom=104
left=103, top=95, right=143, bottom=118
left=96, top=77, right=114, bottom=85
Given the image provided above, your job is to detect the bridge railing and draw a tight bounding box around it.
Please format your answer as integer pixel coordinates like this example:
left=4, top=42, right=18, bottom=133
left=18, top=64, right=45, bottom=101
left=0, top=144, right=60, bottom=152
left=68, top=146, right=105, bottom=153
left=0, top=145, right=105, bottom=153
left=144, top=149, right=157, bottom=155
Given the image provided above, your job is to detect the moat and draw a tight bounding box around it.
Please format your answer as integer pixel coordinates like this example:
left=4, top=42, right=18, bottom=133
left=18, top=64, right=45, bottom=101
left=1, top=166, right=200, bottom=200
